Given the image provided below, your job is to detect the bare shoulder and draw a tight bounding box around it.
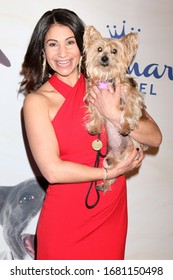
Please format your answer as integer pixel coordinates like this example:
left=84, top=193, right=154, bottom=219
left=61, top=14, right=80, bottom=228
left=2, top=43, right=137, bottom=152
left=23, top=82, right=64, bottom=121
left=23, top=94, right=50, bottom=131
left=23, top=82, right=53, bottom=113
left=23, top=88, right=48, bottom=106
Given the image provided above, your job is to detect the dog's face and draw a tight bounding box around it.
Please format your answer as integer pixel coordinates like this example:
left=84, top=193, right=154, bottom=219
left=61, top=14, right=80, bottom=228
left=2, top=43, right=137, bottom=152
left=83, top=26, right=138, bottom=82
left=0, top=178, right=47, bottom=259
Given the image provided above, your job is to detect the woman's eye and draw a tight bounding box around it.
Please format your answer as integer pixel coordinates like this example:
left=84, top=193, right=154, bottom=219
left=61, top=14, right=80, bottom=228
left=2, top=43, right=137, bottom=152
left=67, top=40, right=75, bottom=45
left=46, top=40, right=58, bottom=48
left=49, top=42, right=57, bottom=47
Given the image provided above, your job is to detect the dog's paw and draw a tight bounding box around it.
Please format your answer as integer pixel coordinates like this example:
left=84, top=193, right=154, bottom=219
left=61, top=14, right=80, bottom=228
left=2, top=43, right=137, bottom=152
left=87, top=127, right=100, bottom=135
left=96, top=169, right=116, bottom=192
left=86, top=120, right=101, bottom=135
left=96, top=182, right=112, bottom=192
left=104, top=158, right=113, bottom=169
left=103, top=155, right=117, bottom=169
left=119, top=119, right=135, bottom=136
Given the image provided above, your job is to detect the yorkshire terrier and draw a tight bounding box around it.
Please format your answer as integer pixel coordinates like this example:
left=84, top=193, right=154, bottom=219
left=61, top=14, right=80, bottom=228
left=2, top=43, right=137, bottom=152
left=83, top=25, right=148, bottom=192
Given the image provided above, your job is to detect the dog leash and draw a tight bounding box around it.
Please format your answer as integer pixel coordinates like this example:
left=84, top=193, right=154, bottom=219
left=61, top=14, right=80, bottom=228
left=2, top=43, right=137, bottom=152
left=85, top=133, right=108, bottom=209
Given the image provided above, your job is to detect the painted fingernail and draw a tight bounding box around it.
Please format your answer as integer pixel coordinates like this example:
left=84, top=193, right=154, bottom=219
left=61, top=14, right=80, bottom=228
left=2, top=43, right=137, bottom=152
left=136, top=148, right=139, bottom=151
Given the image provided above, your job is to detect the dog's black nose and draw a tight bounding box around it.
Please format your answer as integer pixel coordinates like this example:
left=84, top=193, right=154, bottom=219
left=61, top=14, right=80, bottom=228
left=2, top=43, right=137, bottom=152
left=101, top=56, right=108, bottom=63
left=101, top=56, right=109, bottom=66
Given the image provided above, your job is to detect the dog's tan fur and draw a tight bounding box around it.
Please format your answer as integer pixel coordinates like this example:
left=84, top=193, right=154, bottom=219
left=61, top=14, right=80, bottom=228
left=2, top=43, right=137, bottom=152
left=83, top=26, right=147, bottom=191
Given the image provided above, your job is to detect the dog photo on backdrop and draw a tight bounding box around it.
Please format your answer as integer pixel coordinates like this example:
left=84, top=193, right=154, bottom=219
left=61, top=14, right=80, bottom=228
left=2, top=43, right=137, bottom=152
left=0, top=49, right=45, bottom=260
left=0, top=178, right=47, bottom=260
left=83, top=25, right=148, bottom=192
left=0, top=49, right=11, bottom=67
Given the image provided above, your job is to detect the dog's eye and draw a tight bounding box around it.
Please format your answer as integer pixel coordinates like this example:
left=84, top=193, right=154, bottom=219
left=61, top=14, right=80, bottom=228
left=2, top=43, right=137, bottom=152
left=97, top=47, right=102, bottom=52
left=19, top=192, right=35, bottom=203
left=111, top=48, right=117, bottom=54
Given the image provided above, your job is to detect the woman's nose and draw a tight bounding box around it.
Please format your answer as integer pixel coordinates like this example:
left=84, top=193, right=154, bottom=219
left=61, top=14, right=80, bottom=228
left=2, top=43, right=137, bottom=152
left=58, top=45, right=68, bottom=57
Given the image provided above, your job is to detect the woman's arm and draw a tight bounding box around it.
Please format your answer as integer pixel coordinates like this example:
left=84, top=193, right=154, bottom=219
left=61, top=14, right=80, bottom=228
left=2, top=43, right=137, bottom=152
left=129, top=110, right=162, bottom=147
left=88, top=85, right=162, bottom=148
left=23, top=92, right=143, bottom=184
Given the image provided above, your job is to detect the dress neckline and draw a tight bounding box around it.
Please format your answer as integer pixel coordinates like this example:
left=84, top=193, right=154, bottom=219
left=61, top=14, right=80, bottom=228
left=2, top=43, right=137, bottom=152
left=48, top=74, right=84, bottom=99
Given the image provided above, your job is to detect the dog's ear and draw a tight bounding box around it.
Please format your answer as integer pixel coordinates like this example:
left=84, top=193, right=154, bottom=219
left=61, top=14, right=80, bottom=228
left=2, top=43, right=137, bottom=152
left=84, top=25, right=102, bottom=48
left=0, top=187, right=12, bottom=222
left=0, top=49, right=11, bottom=67
left=120, top=32, right=139, bottom=65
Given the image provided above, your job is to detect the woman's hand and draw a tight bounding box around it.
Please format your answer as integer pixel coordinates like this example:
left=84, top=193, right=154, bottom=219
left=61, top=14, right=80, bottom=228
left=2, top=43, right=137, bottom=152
left=89, top=84, right=122, bottom=130
left=108, top=148, right=144, bottom=179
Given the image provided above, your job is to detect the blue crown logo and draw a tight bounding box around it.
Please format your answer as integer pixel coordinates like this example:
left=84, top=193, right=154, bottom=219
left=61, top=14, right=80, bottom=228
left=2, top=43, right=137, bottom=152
left=106, top=20, right=141, bottom=39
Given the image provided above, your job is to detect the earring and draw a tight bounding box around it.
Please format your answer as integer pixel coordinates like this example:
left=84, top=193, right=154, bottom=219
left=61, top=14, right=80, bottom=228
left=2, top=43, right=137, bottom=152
left=41, top=52, right=46, bottom=82
left=78, top=56, right=82, bottom=78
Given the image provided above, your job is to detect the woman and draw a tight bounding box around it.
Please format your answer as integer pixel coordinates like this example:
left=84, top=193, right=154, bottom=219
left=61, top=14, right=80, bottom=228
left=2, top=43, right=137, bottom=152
left=19, top=8, right=162, bottom=260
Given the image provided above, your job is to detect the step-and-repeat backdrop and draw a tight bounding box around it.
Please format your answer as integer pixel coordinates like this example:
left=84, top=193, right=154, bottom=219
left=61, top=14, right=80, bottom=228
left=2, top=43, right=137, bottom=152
left=0, top=0, right=172, bottom=259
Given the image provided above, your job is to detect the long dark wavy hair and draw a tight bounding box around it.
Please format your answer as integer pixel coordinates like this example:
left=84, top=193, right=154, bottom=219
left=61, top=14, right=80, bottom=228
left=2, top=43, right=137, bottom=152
left=19, top=8, right=85, bottom=96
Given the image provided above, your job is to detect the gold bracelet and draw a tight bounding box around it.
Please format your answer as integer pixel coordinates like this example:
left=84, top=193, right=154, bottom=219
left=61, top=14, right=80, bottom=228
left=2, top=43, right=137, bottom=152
left=103, top=167, right=108, bottom=181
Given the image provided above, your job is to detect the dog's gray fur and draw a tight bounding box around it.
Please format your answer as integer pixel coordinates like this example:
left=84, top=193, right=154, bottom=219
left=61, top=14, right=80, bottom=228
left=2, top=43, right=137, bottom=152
left=0, top=177, right=47, bottom=259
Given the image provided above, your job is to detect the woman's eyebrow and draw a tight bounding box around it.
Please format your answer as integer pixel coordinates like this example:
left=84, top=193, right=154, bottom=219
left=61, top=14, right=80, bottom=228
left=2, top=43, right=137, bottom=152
left=46, top=39, right=57, bottom=44
left=46, top=36, right=75, bottom=44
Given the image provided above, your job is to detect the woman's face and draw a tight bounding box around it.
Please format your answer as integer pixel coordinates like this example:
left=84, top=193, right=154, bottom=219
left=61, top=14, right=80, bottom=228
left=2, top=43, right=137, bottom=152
left=44, top=24, right=81, bottom=82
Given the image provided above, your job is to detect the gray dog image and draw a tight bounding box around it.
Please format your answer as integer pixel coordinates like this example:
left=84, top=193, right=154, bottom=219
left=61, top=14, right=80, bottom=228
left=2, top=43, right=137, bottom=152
left=0, top=177, right=47, bottom=260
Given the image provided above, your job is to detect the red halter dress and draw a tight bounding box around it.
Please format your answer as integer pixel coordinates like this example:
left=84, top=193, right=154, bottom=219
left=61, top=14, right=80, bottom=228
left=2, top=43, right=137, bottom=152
left=36, top=74, right=128, bottom=260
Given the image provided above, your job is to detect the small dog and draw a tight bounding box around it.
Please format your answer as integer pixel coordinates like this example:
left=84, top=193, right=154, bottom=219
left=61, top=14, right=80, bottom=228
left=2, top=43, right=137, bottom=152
left=83, top=25, right=147, bottom=191
left=0, top=177, right=47, bottom=259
